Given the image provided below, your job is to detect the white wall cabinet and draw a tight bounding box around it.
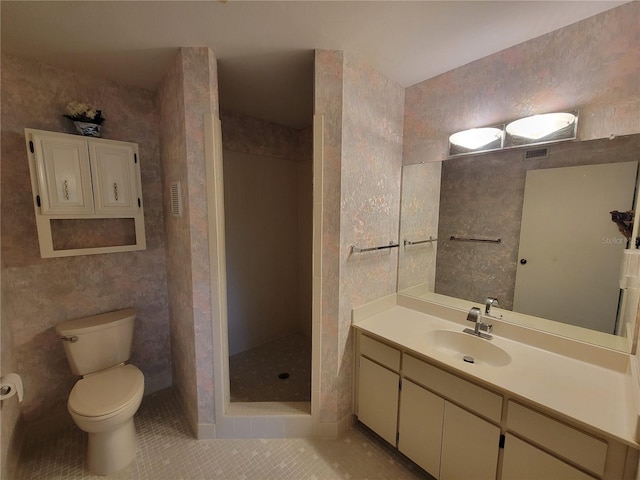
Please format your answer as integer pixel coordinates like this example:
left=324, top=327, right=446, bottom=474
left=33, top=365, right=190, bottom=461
left=354, top=330, right=637, bottom=480
left=25, top=128, right=146, bottom=257
left=31, top=132, right=94, bottom=215
left=89, top=141, right=140, bottom=215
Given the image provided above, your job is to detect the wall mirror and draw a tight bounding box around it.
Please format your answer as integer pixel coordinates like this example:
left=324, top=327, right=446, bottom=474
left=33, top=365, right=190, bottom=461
left=397, top=133, right=640, bottom=353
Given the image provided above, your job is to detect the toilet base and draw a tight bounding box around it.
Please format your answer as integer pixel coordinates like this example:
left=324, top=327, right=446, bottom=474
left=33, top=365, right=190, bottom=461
left=87, top=417, right=138, bottom=475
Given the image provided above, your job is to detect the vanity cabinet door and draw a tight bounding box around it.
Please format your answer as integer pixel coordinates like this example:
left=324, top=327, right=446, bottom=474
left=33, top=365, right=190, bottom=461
left=357, top=356, right=399, bottom=446
left=440, top=402, right=500, bottom=480
left=31, top=132, right=94, bottom=214
left=89, top=141, right=140, bottom=215
left=398, top=379, right=444, bottom=478
left=501, top=433, right=595, bottom=480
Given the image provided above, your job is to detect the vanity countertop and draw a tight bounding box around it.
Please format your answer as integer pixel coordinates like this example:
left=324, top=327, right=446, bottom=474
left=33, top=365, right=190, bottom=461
left=352, top=296, right=640, bottom=448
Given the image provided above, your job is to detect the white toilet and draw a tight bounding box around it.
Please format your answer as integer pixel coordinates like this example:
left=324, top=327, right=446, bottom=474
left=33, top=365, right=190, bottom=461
left=55, top=308, right=145, bottom=475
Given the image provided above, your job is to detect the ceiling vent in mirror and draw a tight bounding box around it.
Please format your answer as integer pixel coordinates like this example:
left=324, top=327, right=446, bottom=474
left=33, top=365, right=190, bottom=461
left=524, top=147, right=549, bottom=160
left=170, top=181, right=182, bottom=217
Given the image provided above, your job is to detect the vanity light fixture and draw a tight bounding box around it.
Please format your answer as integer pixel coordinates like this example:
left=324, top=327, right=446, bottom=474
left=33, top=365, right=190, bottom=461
left=448, top=126, right=504, bottom=156
left=449, top=111, right=578, bottom=157
left=449, top=127, right=504, bottom=149
left=505, top=112, right=577, bottom=140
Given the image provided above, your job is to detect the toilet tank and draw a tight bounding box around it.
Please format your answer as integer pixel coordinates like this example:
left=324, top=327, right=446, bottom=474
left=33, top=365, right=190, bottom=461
left=55, top=308, right=136, bottom=376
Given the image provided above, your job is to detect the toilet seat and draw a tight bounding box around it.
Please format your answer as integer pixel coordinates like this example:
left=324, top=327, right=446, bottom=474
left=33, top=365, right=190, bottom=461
left=69, top=364, right=144, bottom=419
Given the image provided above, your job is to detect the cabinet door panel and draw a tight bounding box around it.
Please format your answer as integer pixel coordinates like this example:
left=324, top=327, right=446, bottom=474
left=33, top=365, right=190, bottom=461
left=90, top=142, right=138, bottom=214
left=360, top=334, right=401, bottom=371
left=34, top=133, right=93, bottom=214
left=358, top=356, right=399, bottom=446
left=506, top=401, right=606, bottom=477
left=404, top=354, right=502, bottom=422
left=440, top=402, right=500, bottom=480
left=398, top=379, right=444, bottom=478
left=501, top=433, right=595, bottom=480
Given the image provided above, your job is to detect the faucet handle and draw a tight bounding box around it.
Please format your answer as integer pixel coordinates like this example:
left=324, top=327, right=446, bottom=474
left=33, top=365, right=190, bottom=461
left=479, top=323, right=493, bottom=334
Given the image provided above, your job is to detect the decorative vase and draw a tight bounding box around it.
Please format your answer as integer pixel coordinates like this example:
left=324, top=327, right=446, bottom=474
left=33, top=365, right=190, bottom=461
left=74, top=121, right=102, bottom=137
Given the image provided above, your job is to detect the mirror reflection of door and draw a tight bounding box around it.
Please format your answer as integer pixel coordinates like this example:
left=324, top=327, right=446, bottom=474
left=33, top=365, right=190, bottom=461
left=513, top=161, right=638, bottom=333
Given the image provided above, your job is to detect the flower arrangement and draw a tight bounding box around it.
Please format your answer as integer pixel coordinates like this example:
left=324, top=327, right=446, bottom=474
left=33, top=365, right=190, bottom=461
left=63, top=101, right=105, bottom=125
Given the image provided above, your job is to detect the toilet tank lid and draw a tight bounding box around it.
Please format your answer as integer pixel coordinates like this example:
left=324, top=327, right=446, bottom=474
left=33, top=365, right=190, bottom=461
left=55, top=308, right=136, bottom=336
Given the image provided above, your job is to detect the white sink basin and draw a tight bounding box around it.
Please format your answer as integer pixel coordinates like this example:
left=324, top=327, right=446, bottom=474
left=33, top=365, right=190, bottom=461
left=426, top=330, right=512, bottom=367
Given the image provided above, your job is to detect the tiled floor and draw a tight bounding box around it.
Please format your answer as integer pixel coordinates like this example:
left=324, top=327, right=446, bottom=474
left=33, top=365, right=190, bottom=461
left=229, top=333, right=311, bottom=402
left=17, top=388, right=431, bottom=480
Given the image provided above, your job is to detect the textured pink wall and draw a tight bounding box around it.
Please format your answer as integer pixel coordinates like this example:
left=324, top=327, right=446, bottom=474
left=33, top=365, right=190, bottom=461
left=157, top=50, right=198, bottom=431
left=404, top=2, right=640, bottom=165
left=157, top=47, right=219, bottom=433
left=314, top=50, right=344, bottom=423
left=338, top=52, right=404, bottom=420
left=314, top=50, right=405, bottom=423
left=0, top=52, right=171, bottom=441
left=183, top=47, right=218, bottom=428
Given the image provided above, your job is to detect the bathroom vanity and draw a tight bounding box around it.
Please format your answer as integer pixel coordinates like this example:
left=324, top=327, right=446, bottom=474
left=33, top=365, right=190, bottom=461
left=352, top=294, right=640, bottom=480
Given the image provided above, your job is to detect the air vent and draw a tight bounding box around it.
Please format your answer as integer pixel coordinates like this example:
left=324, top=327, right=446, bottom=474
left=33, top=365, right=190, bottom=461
left=170, top=182, right=182, bottom=217
left=524, top=147, right=549, bottom=159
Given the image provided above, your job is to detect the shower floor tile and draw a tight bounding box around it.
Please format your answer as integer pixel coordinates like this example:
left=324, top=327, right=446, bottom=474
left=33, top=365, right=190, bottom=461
left=17, top=388, right=431, bottom=480
left=229, top=333, right=311, bottom=402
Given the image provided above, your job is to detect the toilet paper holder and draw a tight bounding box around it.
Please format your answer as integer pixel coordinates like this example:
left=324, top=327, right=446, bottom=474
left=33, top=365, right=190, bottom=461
left=0, top=373, right=24, bottom=403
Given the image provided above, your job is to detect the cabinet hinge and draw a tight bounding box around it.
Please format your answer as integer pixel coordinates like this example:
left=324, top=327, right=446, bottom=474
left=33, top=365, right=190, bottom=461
left=36, top=195, right=41, bottom=207
left=138, top=198, right=141, bottom=208
left=29, top=141, right=34, bottom=153
left=134, top=153, right=138, bottom=164
left=396, top=431, right=400, bottom=444
left=499, top=434, right=505, bottom=449
left=399, top=378, right=402, bottom=391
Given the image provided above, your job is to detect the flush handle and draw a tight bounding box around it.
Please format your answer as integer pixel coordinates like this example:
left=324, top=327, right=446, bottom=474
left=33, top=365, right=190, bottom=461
left=60, top=335, right=78, bottom=343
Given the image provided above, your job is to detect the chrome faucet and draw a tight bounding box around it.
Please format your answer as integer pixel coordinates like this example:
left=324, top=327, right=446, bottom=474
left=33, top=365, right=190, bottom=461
left=464, top=306, right=493, bottom=339
left=485, top=297, right=499, bottom=316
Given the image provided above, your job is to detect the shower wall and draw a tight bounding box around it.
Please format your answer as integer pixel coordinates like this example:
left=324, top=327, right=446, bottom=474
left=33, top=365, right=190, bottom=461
left=157, top=47, right=220, bottom=434
left=221, top=112, right=312, bottom=356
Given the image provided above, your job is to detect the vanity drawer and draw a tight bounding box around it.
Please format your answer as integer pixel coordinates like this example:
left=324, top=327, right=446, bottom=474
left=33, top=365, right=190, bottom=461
left=403, top=354, right=502, bottom=423
left=506, top=401, right=607, bottom=476
left=359, top=334, right=401, bottom=372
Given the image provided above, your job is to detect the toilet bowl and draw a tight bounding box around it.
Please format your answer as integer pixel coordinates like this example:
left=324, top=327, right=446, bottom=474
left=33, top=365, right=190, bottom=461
left=55, top=308, right=145, bottom=476
left=68, top=364, right=144, bottom=475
